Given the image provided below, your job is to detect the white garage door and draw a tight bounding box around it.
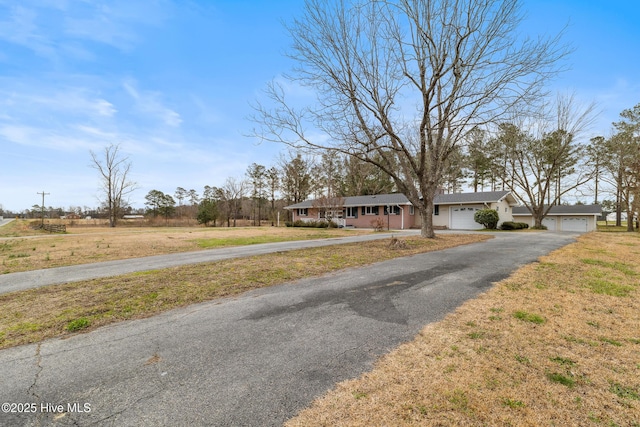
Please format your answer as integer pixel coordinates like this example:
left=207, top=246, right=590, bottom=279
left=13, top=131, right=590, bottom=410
left=542, top=217, right=557, bottom=231
left=562, top=217, right=587, bottom=232
left=451, top=205, right=483, bottom=229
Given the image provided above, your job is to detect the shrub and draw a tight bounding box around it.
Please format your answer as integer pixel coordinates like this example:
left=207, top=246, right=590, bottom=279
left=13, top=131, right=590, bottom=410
left=370, top=217, right=385, bottom=231
left=474, top=209, right=500, bottom=229
left=500, top=221, right=530, bottom=230
left=287, top=220, right=332, bottom=228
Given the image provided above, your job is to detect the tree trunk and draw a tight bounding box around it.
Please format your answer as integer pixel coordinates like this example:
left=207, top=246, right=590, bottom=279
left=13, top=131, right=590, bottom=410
left=532, top=206, right=543, bottom=228
left=533, top=215, right=542, bottom=228
left=419, top=203, right=436, bottom=238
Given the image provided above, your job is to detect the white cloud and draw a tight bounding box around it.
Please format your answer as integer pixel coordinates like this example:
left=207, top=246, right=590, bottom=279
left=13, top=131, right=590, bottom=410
left=123, top=79, right=182, bottom=127
left=190, top=95, right=222, bottom=124
left=0, top=124, right=100, bottom=151
left=0, top=0, right=169, bottom=61
left=0, top=5, right=57, bottom=59
left=0, top=85, right=116, bottom=120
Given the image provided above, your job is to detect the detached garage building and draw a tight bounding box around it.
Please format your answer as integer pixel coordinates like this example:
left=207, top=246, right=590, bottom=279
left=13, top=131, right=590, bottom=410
left=512, top=205, right=602, bottom=232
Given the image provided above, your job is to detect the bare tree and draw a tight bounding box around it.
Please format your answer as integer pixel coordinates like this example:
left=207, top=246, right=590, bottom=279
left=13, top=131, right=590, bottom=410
left=252, top=0, right=569, bottom=237
left=312, top=195, right=345, bottom=225
left=496, top=94, right=597, bottom=227
left=90, top=144, right=137, bottom=227
left=222, top=177, right=246, bottom=227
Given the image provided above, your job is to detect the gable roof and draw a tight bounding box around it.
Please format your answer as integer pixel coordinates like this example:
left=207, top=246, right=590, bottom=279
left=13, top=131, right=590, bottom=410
left=513, top=205, right=602, bottom=216
left=285, top=193, right=411, bottom=210
left=285, top=191, right=516, bottom=209
left=434, top=190, right=516, bottom=205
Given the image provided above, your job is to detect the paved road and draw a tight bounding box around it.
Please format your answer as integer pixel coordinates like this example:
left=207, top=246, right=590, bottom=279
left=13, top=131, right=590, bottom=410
left=0, top=232, right=412, bottom=295
left=0, top=218, right=14, bottom=227
left=0, top=232, right=577, bottom=426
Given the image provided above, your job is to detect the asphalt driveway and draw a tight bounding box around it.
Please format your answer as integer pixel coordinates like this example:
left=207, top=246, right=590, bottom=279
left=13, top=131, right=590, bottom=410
left=0, top=232, right=577, bottom=426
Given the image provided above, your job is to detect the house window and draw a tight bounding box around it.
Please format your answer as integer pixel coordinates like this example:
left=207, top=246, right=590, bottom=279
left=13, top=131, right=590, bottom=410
left=434, top=205, right=440, bottom=216
left=362, top=206, right=379, bottom=215
left=384, top=206, right=400, bottom=215
left=409, top=206, right=414, bottom=215
left=298, top=208, right=308, bottom=216
left=320, top=209, right=343, bottom=219
left=346, top=207, right=357, bottom=218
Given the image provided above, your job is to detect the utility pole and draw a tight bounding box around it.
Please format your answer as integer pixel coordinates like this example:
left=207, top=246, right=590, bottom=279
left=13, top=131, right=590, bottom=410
left=37, top=191, right=50, bottom=226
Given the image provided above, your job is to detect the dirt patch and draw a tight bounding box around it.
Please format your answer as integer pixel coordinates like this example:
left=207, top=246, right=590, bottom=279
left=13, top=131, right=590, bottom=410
left=285, top=232, right=640, bottom=427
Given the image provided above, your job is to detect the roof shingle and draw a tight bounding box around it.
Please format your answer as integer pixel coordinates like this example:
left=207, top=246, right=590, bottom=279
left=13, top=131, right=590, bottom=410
left=512, top=205, right=602, bottom=215
left=285, top=191, right=515, bottom=209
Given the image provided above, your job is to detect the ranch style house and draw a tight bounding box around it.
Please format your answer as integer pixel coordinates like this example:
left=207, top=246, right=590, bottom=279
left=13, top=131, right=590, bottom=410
left=285, top=191, right=601, bottom=232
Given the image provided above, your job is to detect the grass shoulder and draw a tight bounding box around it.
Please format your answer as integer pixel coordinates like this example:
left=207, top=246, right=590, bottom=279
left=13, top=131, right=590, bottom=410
left=0, top=234, right=489, bottom=350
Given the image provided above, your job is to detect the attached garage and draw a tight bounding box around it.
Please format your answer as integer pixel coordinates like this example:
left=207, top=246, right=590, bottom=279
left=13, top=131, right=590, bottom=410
left=561, top=217, right=588, bottom=232
left=450, top=205, right=483, bottom=229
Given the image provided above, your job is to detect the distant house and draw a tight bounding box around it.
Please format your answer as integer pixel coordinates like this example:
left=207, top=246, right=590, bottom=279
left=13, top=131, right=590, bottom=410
left=123, top=215, right=145, bottom=220
left=512, top=205, right=602, bottom=232
left=285, top=191, right=518, bottom=230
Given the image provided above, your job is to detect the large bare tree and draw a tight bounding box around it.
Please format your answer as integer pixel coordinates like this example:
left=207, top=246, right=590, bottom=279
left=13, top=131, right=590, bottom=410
left=90, top=144, right=137, bottom=227
left=253, top=0, right=569, bottom=237
left=222, top=177, right=247, bottom=227
left=495, top=94, right=596, bottom=228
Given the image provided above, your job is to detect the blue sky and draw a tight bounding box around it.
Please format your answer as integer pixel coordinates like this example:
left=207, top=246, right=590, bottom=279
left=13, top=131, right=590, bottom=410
left=0, top=0, right=638, bottom=212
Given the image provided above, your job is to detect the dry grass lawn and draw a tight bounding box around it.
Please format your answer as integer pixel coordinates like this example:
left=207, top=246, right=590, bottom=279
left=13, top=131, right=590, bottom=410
left=286, top=232, right=640, bottom=427
left=0, top=234, right=489, bottom=350
left=0, top=220, right=371, bottom=274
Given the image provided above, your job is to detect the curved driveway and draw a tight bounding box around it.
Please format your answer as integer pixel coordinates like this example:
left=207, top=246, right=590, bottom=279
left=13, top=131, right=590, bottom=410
left=0, top=232, right=577, bottom=426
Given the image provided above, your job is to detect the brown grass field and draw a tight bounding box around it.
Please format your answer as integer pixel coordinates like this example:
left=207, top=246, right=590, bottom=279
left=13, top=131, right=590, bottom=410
left=0, top=220, right=372, bottom=274
left=286, top=232, right=640, bottom=427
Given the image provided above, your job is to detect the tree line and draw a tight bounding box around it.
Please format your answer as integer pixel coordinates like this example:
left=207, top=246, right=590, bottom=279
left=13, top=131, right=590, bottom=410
left=140, top=150, right=396, bottom=227
left=12, top=97, right=638, bottom=232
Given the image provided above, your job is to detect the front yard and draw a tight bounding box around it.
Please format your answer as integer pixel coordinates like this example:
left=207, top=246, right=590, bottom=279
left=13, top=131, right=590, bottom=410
left=286, top=231, right=640, bottom=426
